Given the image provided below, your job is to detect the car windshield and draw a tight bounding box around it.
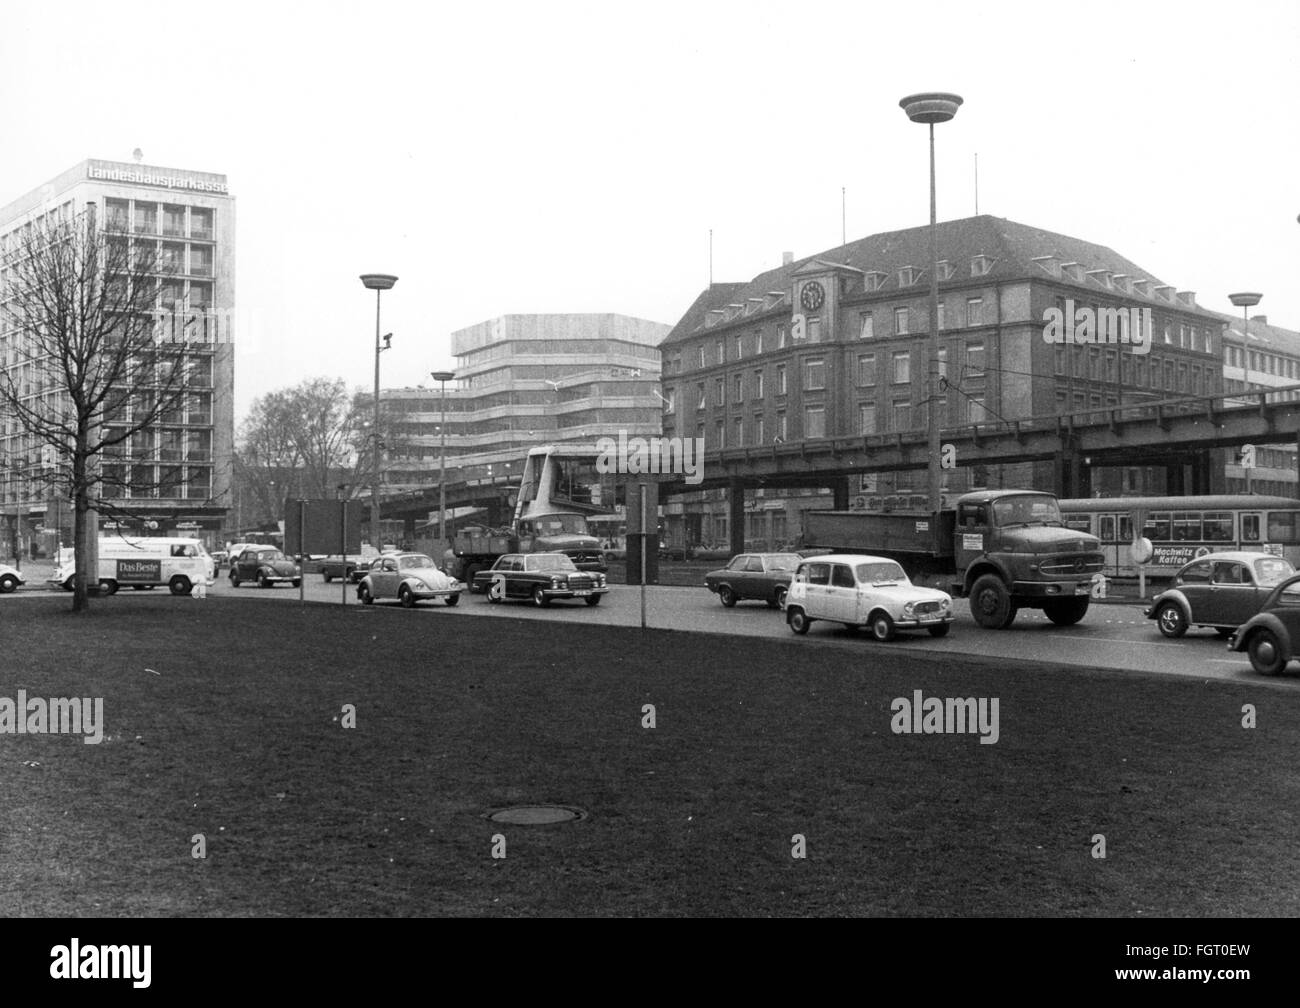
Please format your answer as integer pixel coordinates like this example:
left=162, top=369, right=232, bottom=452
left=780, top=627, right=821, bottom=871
left=527, top=555, right=577, bottom=572
left=533, top=514, right=589, bottom=536
left=855, top=562, right=907, bottom=584
left=1254, top=557, right=1295, bottom=587
left=398, top=555, right=435, bottom=570
left=764, top=554, right=801, bottom=571
left=992, top=495, right=1062, bottom=528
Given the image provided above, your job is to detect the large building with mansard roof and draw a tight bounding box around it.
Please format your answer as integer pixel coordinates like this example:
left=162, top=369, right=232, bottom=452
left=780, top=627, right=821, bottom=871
left=656, top=215, right=1280, bottom=552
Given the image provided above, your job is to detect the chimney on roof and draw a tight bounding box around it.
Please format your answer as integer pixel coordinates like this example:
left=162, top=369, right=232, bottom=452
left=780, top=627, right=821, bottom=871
left=782, top=251, right=794, bottom=266
left=1251, top=314, right=1268, bottom=325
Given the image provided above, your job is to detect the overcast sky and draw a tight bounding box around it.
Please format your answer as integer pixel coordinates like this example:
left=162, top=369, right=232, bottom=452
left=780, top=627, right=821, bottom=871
left=2, top=0, right=1296, bottom=422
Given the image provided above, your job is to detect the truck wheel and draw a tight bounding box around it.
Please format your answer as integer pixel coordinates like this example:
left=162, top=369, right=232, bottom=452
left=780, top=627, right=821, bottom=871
left=1043, top=597, right=1089, bottom=627
left=169, top=576, right=192, bottom=596
left=1247, top=628, right=1287, bottom=676
left=970, top=575, right=1015, bottom=629
left=870, top=612, right=896, bottom=642
left=100, top=579, right=119, bottom=596
left=787, top=607, right=811, bottom=635
left=1155, top=601, right=1187, bottom=639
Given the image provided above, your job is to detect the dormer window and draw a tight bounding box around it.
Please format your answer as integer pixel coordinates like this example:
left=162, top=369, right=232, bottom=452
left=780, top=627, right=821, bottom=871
left=936, top=260, right=954, bottom=281
left=971, top=255, right=994, bottom=277
left=865, top=271, right=888, bottom=291
left=897, top=266, right=917, bottom=287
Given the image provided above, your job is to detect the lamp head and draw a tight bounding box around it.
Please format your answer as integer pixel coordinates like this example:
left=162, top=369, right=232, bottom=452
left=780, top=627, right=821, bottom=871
left=1228, top=292, right=1262, bottom=309
left=899, top=92, right=964, bottom=124
left=360, top=274, right=398, bottom=291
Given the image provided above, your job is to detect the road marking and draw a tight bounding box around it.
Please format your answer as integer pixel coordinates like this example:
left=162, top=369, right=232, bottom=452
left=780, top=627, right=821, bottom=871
left=1055, top=635, right=1183, bottom=647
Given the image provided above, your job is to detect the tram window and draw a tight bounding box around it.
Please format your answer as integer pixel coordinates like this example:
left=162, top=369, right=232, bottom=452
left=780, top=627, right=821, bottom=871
left=1147, top=513, right=1171, bottom=541
left=1203, top=512, right=1232, bottom=542
left=1172, top=513, right=1202, bottom=542
left=1099, top=516, right=1116, bottom=541
left=1267, top=512, right=1298, bottom=543
left=1241, top=514, right=1261, bottom=542
left=1118, top=516, right=1132, bottom=541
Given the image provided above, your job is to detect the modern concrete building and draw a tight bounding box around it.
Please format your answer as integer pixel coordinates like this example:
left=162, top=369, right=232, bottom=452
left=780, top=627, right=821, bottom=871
left=0, top=158, right=235, bottom=555
left=379, top=313, right=667, bottom=490
left=658, top=215, right=1261, bottom=549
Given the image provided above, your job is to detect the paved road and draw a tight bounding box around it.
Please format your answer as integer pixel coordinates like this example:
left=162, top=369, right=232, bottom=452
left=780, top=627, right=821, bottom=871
left=16, top=568, right=1286, bottom=687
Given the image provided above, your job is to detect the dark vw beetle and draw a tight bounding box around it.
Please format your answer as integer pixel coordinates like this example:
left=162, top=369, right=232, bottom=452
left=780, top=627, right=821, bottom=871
left=1144, top=552, right=1294, bottom=638
left=473, top=552, right=608, bottom=607
left=229, top=547, right=301, bottom=589
left=1227, top=572, right=1300, bottom=676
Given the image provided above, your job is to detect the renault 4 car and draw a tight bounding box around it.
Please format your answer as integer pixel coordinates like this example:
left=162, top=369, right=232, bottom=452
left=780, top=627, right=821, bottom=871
left=784, top=554, right=953, bottom=640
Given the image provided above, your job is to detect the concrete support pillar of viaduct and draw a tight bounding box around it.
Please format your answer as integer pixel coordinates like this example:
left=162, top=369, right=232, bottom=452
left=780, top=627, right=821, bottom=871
left=1054, top=450, right=1084, bottom=498
left=1166, top=460, right=1186, bottom=496
left=830, top=477, right=850, bottom=511
left=728, top=479, right=746, bottom=557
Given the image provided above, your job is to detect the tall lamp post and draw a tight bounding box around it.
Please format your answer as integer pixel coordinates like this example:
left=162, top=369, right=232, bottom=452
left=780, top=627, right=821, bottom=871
left=1228, top=292, right=1262, bottom=493
left=430, top=370, right=456, bottom=544
left=1227, top=292, right=1261, bottom=397
left=360, top=274, right=397, bottom=545
left=900, top=91, right=963, bottom=516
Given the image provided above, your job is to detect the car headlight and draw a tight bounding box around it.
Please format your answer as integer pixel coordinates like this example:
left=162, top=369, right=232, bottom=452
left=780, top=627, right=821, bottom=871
left=552, top=577, right=563, bottom=587
left=940, top=597, right=952, bottom=611
left=903, top=602, right=916, bottom=616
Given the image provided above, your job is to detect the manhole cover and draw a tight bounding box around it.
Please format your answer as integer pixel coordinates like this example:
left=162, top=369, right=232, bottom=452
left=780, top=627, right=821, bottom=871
left=486, top=804, right=587, bottom=825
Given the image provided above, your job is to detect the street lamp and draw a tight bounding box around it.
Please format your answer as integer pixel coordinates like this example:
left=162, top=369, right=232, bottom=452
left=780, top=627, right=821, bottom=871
left=360, top=273, right=397, bottom=546
left=431, top=370, right=455, bottom=544
left=900, top=91, right=963, bottom=515
left=1227, top=292, right=1261, bottom=397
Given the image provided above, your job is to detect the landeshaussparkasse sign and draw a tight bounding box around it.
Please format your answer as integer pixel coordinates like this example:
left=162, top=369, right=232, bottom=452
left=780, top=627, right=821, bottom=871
left=86, top=159, right=229, bottom=195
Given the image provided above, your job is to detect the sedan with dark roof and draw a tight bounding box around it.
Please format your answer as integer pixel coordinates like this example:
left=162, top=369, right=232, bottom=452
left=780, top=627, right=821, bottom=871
left=473, top=552, right=608, bottom=607
left=704, top=553, right=802, bottom=609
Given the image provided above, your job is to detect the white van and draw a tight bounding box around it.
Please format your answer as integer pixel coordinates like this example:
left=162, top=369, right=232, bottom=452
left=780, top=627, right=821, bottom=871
left=49, top=537, right=215, bottom=595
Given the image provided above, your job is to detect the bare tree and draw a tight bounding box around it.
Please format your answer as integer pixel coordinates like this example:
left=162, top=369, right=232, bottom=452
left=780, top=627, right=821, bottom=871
left=0, top=206, right=196, bottom=610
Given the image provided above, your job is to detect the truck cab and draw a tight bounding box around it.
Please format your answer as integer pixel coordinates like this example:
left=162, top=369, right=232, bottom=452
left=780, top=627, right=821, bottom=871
left=953, top=490, right=1104, bottom=628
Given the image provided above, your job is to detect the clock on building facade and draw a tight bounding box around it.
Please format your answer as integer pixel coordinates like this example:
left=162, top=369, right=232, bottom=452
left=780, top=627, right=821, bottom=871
left=799, top=281, right=825, bottom=312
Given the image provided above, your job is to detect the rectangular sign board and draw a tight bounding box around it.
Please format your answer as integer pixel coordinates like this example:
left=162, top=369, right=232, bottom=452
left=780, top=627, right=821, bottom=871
left=116, top=558, right=161, bottom=583
left=283, top=500, right=363, bottom=556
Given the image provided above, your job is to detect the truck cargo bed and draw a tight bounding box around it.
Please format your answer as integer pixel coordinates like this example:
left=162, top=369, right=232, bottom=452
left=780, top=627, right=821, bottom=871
left=803, top=510, right=956, bottom=557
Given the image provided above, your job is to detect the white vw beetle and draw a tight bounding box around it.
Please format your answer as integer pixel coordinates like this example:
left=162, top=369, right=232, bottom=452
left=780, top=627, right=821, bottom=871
left=357, top=552, right=465, bottom=608
left=785, top=554, right=954, bottom=640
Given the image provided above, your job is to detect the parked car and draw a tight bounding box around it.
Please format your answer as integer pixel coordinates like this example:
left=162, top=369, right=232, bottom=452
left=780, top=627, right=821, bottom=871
left=229, top=547, right=302, bottom=589
left=472, top=552, right=608, bottom=607
left=0, top=563, right=25, bottom=593
left=1226, top=572, right=1300, bottom=676
left=704, top=553, right=802, bottom=609
left=356, top=552, right=464, bottom=607
left=320, top=555, right=376, bottom=583
left=1145, top=552, right=1295, bottom=638
left=784, top=554, right=954, bottom=640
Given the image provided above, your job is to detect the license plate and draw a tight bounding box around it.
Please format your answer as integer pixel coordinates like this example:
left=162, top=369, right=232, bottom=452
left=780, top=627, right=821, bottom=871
left=918, top=615, right=940, bottom=623
left=573, top=590, right=591, bottom=596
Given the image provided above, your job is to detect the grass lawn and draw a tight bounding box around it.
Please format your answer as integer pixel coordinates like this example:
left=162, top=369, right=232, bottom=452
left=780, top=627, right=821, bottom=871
left=2, top=595, right=1298, bottom=917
